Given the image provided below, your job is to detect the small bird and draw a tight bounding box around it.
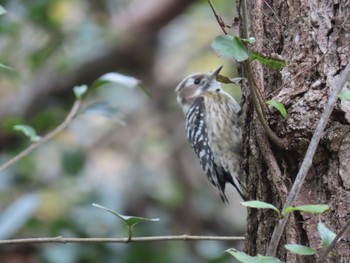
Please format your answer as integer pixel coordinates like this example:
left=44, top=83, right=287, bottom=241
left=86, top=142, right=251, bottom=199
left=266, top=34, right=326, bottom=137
left=175, top=66, right=246, bottom=202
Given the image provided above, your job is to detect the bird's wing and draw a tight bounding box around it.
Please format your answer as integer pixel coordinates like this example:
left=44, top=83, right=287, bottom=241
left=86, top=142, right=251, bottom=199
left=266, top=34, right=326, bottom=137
left=185, top=97, right=230, bottom=202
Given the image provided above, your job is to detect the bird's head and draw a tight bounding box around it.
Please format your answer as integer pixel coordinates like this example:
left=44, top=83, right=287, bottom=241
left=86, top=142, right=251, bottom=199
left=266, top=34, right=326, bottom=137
left=175, top=66, right=223, bottom=114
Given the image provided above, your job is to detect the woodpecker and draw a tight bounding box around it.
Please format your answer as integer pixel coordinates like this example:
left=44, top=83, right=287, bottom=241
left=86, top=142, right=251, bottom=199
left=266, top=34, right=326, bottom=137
left=175, top=66, right=246, bottom=202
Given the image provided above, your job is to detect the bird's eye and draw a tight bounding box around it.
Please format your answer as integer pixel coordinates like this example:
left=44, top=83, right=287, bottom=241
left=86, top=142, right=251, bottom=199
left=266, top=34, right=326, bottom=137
left=194, top=78, right=201, bottom=85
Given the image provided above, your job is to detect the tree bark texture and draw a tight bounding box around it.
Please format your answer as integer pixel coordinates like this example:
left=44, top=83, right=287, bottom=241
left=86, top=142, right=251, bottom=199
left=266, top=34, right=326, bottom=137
left=240, top=0, right=350, bottom=262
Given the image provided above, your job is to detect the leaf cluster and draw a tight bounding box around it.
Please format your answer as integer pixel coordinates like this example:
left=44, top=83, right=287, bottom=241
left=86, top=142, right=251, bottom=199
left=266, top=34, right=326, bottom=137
left=226, top=201, right=335, bottom=262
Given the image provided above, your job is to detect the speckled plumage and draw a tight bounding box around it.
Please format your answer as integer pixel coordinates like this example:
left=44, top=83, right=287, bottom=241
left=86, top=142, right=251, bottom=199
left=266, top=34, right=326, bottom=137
left=175, top=66, right=246, bottom=202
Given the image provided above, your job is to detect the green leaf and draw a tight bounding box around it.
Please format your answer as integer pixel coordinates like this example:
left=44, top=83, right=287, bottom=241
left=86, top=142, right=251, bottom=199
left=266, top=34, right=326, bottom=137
left=226, top=248, right=284, bottom=263
left=73, top=85, right=88, bottom=99
left=99, top=72, right=141, bottom=88
left=13, top=125, right=41, bottom=142
left=338, top=90, right=350, bottom=101
left=93, top=203, right=159, bottom=241
left=92, top=204, right=159, bottom=227
left=241, top=201, right=280, bottom=217
left=0, top=63, right=14, bottom=71
left=283, top=204, right=329, bottom=215
left=284, top=244, right=316, bottom=256
left=89, top=72, right=149, bottom=97
left=211, top=35, right=249, bottom=62
left=242, top=37, right=256, bottom=44
left=318, top=222, right=336, bottom=248
left=266, top=99, right=288, bottom=119
left=0, top=5, right=6, bottom=16
left=250, top=52, right=287, bottom=70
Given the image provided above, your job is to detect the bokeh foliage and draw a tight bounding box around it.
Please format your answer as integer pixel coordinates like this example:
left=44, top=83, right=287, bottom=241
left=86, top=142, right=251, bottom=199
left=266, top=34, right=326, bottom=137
left=0, top=1, right=246, bottom=262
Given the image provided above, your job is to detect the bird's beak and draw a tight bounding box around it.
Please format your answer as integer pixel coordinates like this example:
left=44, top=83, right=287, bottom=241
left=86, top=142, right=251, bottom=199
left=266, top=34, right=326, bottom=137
left=210, top=65, right=223, bottom=80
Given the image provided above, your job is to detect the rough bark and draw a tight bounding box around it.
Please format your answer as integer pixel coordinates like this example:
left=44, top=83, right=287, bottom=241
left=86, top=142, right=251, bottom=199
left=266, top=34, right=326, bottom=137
left=240, top=0, right=350, bottom=262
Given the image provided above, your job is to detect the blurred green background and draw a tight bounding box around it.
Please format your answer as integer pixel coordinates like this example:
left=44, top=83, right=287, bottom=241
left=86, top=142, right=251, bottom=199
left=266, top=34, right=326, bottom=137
left=0, top=0, right=246, bottom=262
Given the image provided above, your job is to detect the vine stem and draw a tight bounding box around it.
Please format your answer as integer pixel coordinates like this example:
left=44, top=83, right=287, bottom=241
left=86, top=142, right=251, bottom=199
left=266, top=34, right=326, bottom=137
left=0, top=99, right=82, bottom=174
left=240, top=0, right=287, bottom=148
left=266, top=62, right=350, bottom=256
left=243, top=60, right=288, bottom=148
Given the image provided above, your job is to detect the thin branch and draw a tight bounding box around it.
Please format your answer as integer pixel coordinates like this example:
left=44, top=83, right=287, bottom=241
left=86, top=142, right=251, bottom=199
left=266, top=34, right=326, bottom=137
left=0, top=99, right=82, bottom=174
left=317, top=218, right=350, bottom=263
left=0, top=235, right=245, bottom=245
left=207, top=0, right=228, bottom=35
left=266, top=62, right=350, bottom=256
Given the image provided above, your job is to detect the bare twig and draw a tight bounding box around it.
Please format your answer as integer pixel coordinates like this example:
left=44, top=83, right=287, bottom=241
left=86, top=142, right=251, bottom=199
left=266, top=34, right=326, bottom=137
left=317, top=218, right=350, bottom=263
left=207, top=0, right=228, bottom=35
left=0, top=99, right=82, bottom=174
left=266, top=62, right=350, bottom=256
left=0, top=235, right=245, bottom=245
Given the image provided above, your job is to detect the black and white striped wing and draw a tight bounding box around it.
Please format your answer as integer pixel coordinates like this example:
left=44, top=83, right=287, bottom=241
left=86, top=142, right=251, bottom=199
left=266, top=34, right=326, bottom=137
left=185, top=97, right=220, bottom=188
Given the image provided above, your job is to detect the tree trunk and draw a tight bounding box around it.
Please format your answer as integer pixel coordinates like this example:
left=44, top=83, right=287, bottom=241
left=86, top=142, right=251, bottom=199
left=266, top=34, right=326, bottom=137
left=240, top=0, right=350, bottom=262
